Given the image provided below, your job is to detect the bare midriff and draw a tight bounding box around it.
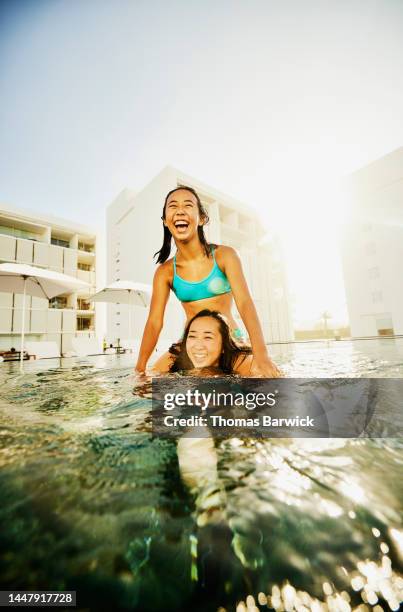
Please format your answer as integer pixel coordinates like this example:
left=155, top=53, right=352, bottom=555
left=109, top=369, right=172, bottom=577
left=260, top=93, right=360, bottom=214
left=180, top=292, right=238, bottom=330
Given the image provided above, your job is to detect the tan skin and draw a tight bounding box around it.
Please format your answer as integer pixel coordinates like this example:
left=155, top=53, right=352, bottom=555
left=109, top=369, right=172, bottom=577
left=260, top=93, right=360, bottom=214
left=152, top=315, right=259, bottom=376
left=135, top=188, right=282, bottom=378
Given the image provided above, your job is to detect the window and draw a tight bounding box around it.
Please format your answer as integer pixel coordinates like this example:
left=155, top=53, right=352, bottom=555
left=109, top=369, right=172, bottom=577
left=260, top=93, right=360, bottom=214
left=365, top=242, right=376, bottom=256
left=0, top=224, right=40, bottom=241
left=51, top=237, right=70, bottom=248
left=376, top=316, right=394, bottom=336
left=49, top=296, right=67, bottom=309
left=77, top=299, right=91, bottom=311
left=77, top=316, right=92, bottom=331
left=368, top=267, right=380, bottom=280
left=371, top=290, right=383, bottom=303
left=78, top=242, right=94, bottom=253
left=78, top=263, right=91, bottom=271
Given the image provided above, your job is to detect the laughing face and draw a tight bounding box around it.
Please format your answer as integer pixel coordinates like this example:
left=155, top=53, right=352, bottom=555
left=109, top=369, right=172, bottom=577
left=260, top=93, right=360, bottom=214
left=185, top=316, right=223, bottom=368
left=163, top=189, right=204, bottom=242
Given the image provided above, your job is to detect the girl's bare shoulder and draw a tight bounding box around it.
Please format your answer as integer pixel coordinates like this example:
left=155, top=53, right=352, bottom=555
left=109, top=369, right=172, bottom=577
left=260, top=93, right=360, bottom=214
left=150, top=350, right=175, bottom=373
left=214, top=244, right=238, bottom=264
left=155, top=258, right=174, bottom=283
left=233, top=353, right=254, bottom=376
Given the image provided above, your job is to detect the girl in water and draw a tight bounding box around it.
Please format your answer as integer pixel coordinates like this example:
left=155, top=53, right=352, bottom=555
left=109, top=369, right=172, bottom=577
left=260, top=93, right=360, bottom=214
left=153, top=309, right=257, bottom=375
left=135, top=186, right=281, bottom=377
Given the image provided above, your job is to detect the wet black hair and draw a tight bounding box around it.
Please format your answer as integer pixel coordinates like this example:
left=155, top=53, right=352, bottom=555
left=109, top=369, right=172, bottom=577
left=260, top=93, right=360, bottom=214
left=168, top=309, right=251, bottom=374
left=153, top=186, right=211, bottom=264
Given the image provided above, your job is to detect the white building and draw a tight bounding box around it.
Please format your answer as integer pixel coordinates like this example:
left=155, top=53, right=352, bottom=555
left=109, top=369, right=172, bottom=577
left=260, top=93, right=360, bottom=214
left=0, top=204, right=99, bottom=353
left=340, top=147, right=403, bottom=337
left=107, top=166, right=294, bottom=344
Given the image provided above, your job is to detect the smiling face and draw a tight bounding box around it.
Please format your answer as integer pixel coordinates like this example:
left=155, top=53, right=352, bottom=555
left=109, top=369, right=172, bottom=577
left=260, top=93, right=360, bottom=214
left=163, top=188, right=204, bottom=242
left=185, top=316, right=223, bottom=368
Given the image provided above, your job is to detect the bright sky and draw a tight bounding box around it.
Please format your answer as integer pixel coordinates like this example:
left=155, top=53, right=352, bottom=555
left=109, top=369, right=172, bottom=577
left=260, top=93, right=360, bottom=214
left=1, top=0, right=403, bottom=328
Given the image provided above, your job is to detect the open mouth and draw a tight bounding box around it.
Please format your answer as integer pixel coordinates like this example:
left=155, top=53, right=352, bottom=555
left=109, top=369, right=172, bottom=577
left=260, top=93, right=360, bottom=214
left=174, top=221, right=189, bottom=231
left=191, top=352, right=208, bottom=362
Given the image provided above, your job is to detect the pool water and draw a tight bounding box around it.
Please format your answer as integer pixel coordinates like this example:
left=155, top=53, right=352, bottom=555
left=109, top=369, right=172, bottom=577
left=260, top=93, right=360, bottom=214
left=0, top=339, right=402, bottom=611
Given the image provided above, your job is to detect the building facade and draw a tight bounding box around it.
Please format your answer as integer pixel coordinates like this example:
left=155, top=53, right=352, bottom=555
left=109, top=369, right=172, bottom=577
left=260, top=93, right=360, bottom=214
left=106, top=166, right=294, bottom=344
left=340, top=147, right=403, bottom=337
left=0, top=204, right=98, bottom=353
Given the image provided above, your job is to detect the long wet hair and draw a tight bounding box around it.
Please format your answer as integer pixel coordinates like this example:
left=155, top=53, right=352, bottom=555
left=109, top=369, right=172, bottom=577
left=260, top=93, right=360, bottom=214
left=153, top=186, right=211, bottom=264
left=168, top=309, right=251, bottom=374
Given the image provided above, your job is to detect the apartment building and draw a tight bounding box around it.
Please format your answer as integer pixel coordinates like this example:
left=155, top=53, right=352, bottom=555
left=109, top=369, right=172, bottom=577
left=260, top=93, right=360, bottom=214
left=340, top=147, right=403, bottom=337
left=0, top=204, right=98, bottom=353
left=107, top=166, right=294, bottom=344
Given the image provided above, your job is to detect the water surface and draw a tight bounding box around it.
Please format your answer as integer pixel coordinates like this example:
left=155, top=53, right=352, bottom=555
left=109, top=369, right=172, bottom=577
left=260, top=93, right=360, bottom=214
left=0, top=339, right=402, bottom=611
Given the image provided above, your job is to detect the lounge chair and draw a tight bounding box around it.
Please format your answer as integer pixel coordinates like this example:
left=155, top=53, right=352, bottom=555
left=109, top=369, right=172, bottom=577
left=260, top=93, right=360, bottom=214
left=0, top=349, right=30, bottom=362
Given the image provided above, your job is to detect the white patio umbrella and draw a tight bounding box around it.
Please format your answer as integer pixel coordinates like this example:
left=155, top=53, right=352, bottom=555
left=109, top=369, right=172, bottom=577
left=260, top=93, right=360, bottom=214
left=91, top=280, right=151, bottom=341
left=0, top=263, right=90, bottom=368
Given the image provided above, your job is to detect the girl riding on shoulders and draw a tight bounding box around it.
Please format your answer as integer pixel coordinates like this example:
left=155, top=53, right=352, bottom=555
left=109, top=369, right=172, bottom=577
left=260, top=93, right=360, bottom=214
left=134, top=186, right=281, bottom=378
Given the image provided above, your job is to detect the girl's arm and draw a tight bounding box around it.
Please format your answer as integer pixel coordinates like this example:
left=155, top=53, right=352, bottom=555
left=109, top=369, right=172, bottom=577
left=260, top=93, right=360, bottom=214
left=135, top=264, right=171, bottom=372
left=220, top=246, right=282, bottom=378
left=233, top=354, right=265, bottom=377
left=149, top=351, right=174, bottom=373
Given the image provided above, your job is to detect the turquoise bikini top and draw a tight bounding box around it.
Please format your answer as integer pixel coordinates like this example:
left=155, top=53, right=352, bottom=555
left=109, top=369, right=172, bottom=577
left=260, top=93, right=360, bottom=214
left=172, top=247, right=231, bottom=302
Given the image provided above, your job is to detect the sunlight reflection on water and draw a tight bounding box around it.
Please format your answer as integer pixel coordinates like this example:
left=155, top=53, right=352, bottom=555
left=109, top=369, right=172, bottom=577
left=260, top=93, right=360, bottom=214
left=0, top=339, right=402, bottom=611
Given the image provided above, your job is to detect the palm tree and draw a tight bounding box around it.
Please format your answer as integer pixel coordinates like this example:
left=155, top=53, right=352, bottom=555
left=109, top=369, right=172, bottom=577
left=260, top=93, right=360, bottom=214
left=320, top=311, right=332, bottom=338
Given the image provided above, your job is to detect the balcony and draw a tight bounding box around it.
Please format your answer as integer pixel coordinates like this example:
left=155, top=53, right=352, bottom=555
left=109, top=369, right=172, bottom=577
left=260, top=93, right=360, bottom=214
left=78, top=242, right=95, bottom=254
left=49, top=297, right=68, bottom=309
left=0, top=306, right=78, bottom=334
left=77, top=299, right=94, bottom=312
left=77, top=315, right=94, bottom=332
left=77, top=249, right=95, bottom=267
left=77, top=269, right=95, bottom=286
left=221, top=223, right=257, bottom=249
left=51, top=237, right=70, bottom=248
left=0, top=234, right=73, bottom=271
left=0, top=215, right=48, bottom=242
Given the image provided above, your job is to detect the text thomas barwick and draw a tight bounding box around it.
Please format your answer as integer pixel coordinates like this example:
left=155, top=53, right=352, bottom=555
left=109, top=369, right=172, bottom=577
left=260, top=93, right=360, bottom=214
left=163, top=415, right=315, bottom=427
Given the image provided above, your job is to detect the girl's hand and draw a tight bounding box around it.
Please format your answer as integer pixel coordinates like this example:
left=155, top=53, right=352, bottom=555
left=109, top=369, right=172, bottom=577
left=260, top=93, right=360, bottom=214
left=134, top=366, right=148, bottom=382
left=253, top=357, right=283, bottom=378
